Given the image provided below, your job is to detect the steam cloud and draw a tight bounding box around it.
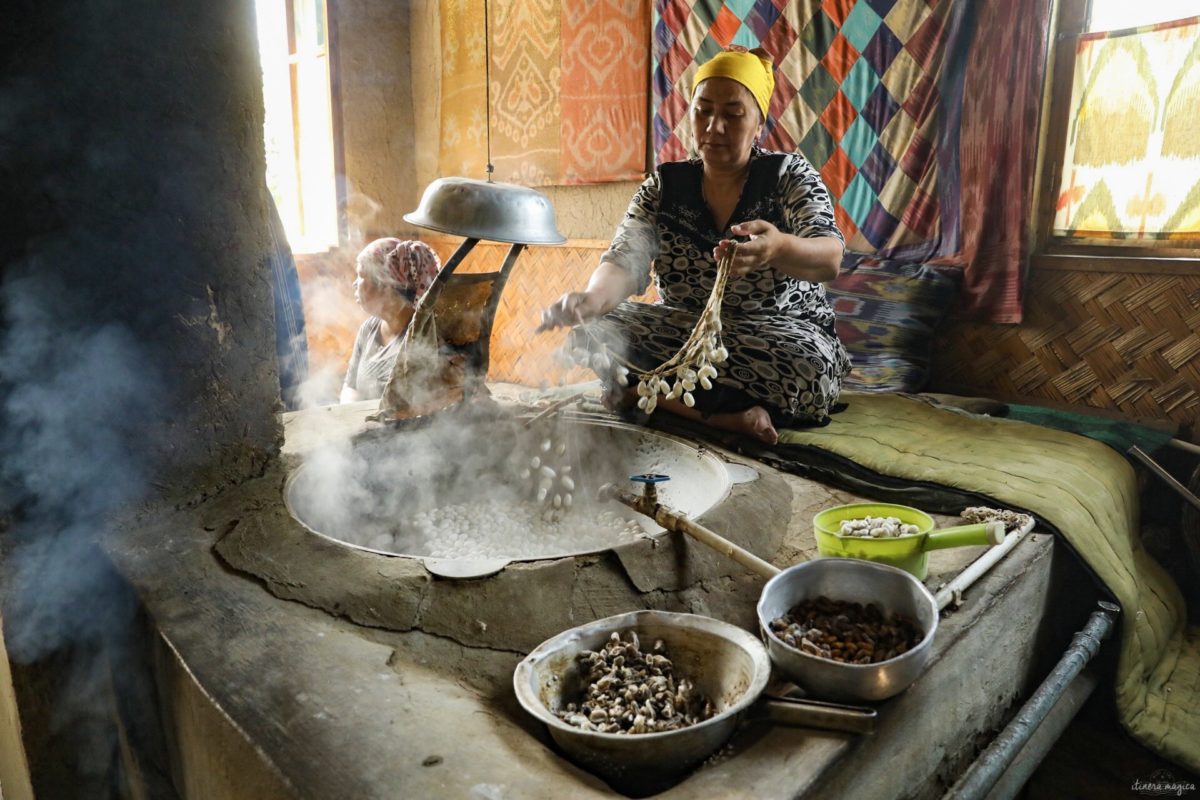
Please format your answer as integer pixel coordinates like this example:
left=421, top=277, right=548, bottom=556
left=1, top=266, right=167, bottom=789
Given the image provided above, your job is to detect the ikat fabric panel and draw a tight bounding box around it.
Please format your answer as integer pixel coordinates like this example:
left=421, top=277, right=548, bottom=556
left=651, top=0, right=975, bottom=262
left=439, top=0, right=650, bottom=187
left=1053, top=16, right=1200, bottom=242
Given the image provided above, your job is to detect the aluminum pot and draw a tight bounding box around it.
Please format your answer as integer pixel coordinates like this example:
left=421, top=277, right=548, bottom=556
left=513, top=610, right=769, bottom=792
left=756, top=558, right=937, bottom=703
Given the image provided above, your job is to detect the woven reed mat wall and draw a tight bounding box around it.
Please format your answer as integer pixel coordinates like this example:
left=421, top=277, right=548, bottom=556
left=294, top=248, right=360, bottom=402
left=426, top=237, right=658, bottom=388
left=930, top=267, right=1200, bottom=441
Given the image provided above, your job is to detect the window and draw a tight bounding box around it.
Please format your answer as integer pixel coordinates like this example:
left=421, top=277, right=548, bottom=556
left=1035, top=0, right=1200, bottom=262
left=256, top=0, right=341, bottom=254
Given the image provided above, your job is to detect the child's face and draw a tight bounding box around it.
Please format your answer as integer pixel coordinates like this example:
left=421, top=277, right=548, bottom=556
left=353, top=258, right=388, bottom=315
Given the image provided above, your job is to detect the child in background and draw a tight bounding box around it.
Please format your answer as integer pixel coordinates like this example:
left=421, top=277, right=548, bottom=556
left=340, top=238, right=440, bottom=403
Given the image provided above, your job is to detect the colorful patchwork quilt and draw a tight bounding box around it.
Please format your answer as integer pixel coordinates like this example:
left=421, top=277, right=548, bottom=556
left=653, top=0, right=976, bottom=261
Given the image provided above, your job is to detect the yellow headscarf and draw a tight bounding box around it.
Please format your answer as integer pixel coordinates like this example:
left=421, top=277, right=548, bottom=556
left=692, top=47, right=775, bottom=119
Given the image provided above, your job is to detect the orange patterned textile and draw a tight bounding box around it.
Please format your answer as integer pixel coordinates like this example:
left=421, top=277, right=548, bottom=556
left=440, top=0, right=489, bottom=179
left=561, top=0, right=651, bottom=183
left=1054, top=16, right=1200, bottom=242
left=439, top=0, right=649, bottom=186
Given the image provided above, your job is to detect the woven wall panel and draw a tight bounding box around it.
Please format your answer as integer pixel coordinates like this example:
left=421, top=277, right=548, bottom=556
left=931, top=269, right=1200, bottom=439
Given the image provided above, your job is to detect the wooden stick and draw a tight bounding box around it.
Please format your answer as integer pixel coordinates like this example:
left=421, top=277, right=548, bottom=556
left=1129, top=445, right=1200, bottom=512
left=654, top=504, right=781, bottom=579
left=522, top=391, right=588, bottom=428
left=1167, top=438, right=1200, bottom=457
left=604, top=485, right=780, bottom=578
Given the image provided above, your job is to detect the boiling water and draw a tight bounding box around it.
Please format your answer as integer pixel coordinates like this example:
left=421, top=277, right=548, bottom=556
left=286, top=415, right=732, bottom=563
left=394, top=502, right=644, bottom=560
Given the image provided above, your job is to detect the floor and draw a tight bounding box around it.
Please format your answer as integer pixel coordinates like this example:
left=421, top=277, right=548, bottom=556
left=1025, top=686, right=1199, bottom=799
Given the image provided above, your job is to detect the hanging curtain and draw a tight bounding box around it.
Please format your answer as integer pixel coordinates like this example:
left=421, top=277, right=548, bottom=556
left=1052, top=16, right=1200, bottom=242
left=439, top=0, right=650, bottom=186
left=652, top=0, right=1052, bottom=323
left=956, top=0, right=1052, bottom=322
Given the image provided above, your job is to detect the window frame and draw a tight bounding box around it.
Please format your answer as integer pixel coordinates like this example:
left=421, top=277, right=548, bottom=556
left=263, top=0, right=347, bottom=254
left=1031, top=0, right=1200, bottom=273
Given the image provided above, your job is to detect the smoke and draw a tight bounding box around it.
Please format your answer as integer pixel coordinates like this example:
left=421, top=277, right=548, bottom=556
left=0, top=265, right=167, bottom=791
left=291, top=271, right=361, bottom=408
left=282, top=183, right=394, bottom=409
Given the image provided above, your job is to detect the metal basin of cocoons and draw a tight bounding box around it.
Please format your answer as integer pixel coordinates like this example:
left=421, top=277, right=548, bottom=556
left=284, top=417, right=735, bottom=577
left=513, top=610, right=769, bottom=795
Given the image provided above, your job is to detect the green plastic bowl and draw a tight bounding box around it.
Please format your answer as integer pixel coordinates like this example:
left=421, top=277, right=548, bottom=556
left=813, top=503, right=1004, bottom=580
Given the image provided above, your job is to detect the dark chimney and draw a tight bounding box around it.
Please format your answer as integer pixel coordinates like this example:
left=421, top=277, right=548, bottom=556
left=1, top=1, right=284, bottom=794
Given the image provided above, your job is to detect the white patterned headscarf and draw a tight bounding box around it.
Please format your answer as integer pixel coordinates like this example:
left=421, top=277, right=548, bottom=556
left=358, top=238, right=441, bottom=298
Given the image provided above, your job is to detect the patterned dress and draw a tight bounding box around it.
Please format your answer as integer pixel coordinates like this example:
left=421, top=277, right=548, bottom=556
left=579, top=148, right=851, bottom=425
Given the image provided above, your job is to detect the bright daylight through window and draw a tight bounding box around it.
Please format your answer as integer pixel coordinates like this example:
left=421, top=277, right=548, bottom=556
left=256, top=0, right=339, bottom=254
left=1050, top=0, right=1200, bottom=244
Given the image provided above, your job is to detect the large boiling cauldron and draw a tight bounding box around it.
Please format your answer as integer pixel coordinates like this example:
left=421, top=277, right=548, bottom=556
left=213, top=408, right=793, bottom=651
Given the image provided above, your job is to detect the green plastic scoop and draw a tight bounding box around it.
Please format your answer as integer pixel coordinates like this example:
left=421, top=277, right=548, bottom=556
left=813, top=503, right=1006, bottom=580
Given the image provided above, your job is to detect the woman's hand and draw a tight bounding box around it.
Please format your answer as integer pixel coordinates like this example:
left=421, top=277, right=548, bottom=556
left=714, top=219, right=781, bottom=277
left=715, top=220, right=842, bottom=283
left=536, top=290, right=607, bottom=332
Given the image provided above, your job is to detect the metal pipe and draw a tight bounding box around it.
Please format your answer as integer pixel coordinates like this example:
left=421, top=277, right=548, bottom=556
left=983, top=671, right=1099, bottom=800
left=935, top=518, right=1035, bottom=611
left=943, top=601, right=1120, bottom=800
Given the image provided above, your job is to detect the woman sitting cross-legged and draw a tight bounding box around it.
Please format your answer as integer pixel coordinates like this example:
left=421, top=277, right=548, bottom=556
left=538, top=47, right=850, bottom=444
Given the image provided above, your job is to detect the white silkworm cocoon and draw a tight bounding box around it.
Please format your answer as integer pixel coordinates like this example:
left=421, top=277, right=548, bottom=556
left=700, top=376, right=713, bottom=390
left=564, top=493, right=573, bottom=508
left=645, top=395, right=658, bottom=414
left=683, top=392, right=695, bottom=408
left=540, top=438, right=552, bottom=452
left=539, top=465, right=556, bottom=479
left=530, top=456, right=541, bottom=469
left=616, top=371, right=629, bottom=386
left=561, top=465, right=572, bottom=474
left=667, top=381, right=682, bottom=400
left=561, top=476, right=575, bottom=491
left=553, top=494, right=562, bottom=508
left=714, top=346, right=729, bottom=362
left=537, top=487, right=548, bottom=502
left=637, top=396, right=648, bottom=411
left=682, top=378, right=696, bottom=392
left=637, top=381, right=650, bottom=397
left=555, top=441, right=566, bottom=456
left=683, top=369, right=697, bottom=383
left=658, top=379, right=670, bottom=394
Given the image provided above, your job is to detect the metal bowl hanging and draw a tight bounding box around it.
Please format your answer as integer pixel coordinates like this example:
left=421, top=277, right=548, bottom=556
left=404, top=177, right=566, bottom=246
